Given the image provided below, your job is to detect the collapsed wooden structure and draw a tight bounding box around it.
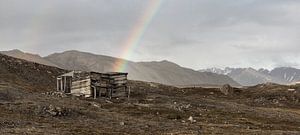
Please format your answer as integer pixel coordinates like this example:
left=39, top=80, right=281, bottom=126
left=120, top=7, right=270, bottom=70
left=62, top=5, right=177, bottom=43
left=57, top=71, right=129, bottom=99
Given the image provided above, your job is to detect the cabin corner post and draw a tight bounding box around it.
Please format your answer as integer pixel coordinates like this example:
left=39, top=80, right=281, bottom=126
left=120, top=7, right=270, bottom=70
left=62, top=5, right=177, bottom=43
left=110, top=88, right=112, bottom=99
left=128, top=86, right=131, bottom=100
left=98, top=87, right=101, bottom=98
left=56, top=77, right=59, bottom=91
left=92, top=85, right=96, bottom=99
left=64, top=76, right=67, bottom=93
left=60, top=77, right=63, bottom=92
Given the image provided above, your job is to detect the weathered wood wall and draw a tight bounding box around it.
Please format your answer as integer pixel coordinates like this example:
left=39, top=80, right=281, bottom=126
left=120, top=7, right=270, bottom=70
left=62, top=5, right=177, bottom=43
left=57, top=71, right=128, bottom=98
left=71, top=78, right=91, bottom=97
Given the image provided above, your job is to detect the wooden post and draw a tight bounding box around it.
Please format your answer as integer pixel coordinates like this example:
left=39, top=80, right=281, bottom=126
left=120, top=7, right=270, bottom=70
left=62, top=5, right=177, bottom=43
left=60, top=77, right=63, bottom=92
left=62, top=77, right=64, bottom=92
left=56, top=78, right=59, bottom=91
left=106, top=88, right=109, bottom=98
left=98, top=87, right=101, bottom=98
left=69, top=77, right=72, bottom=93
left=64, top=76, right=67, bottom=93
left=128, top=86, right=130, bottom=100
left=92, top=86, right=96, bottom=99
left=109, top=88, right=112, bottom=99
left=124, top=86, right=127, bottom=97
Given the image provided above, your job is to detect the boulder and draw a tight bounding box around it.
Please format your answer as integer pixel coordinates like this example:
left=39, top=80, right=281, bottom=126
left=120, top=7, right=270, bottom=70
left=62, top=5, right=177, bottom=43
left=44, top=105, right=70, bottom=117
left=188, top=116, right=196, bottom=123
left=220, top=84, right=234, bottom=95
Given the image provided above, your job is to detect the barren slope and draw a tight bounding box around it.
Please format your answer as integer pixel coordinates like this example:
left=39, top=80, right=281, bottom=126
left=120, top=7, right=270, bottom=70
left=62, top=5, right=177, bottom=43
left=0, top=53, right=65, bottom=91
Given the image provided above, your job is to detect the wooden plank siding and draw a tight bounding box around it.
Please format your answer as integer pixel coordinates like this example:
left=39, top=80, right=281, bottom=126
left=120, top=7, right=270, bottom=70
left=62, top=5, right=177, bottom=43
left=71, top=78, right=91, bottom=97
left=57, top=71, right=128, bottom=99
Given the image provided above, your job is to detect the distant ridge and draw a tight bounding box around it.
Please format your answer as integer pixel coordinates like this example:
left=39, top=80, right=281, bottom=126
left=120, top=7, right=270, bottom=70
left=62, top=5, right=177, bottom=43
left=0, top=49, right=58, bottom=67
left=45, top=50, right=240, bottom=86
left=200, top=67, right=300, bottom=86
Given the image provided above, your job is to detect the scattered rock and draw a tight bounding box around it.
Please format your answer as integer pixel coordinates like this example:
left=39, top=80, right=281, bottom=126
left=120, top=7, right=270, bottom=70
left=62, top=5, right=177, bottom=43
left=173, top=104, right=190, bottom=112
left=188, top=116, right=196, bottom=123
left=0, top=121, right=20, bottom=128
left=43, top=105, right=71, bottom=117
left=105, top=100, right=113, bottom=104
left=288, top=89, right=296, bottom=92
left=120, top=122, right=125, bottom=126
left=92, top=103, right=100, bottom=108
left=43, top=91, right=67, bottom=98
left=220, top=84, right=234, bottom=95
left=149, top=83, right=158, bottom=88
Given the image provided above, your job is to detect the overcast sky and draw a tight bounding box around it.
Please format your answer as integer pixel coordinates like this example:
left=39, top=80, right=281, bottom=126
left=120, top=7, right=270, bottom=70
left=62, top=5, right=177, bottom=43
left=0, top=0, right=300, bottom=70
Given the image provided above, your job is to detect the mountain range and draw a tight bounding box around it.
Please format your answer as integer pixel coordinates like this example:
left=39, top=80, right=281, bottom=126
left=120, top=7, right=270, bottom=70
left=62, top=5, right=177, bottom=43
left=199, top=67, right=300, bottom=86
left=2, top=49, right=300, bottom=86
left=0, top=49, right=240, bottom=86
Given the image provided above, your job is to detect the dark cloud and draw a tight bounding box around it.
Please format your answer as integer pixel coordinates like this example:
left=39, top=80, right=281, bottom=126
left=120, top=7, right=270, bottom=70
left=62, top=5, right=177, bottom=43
left=0, top=0, right=300, bottom=69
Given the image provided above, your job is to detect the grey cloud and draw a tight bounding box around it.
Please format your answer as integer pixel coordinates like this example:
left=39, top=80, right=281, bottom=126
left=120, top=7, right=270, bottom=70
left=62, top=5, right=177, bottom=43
left=1, top=0, right=300, bottom=69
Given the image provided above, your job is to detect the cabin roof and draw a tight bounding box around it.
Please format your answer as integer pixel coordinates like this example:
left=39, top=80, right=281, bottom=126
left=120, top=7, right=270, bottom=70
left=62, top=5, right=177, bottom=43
left=102, top=72, right=128, bottom=76
left=59, top=71, right=128, bottom=77
left=59, top=71, right=75, bottom=77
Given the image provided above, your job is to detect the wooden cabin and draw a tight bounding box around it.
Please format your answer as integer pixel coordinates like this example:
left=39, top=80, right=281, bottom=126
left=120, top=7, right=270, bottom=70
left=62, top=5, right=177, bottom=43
left=57, top=71, right=129, bottom=99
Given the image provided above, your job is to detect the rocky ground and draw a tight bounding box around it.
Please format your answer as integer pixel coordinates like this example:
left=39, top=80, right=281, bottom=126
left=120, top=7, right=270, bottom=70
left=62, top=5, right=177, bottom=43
left=0, top=53, right=300, bottom=134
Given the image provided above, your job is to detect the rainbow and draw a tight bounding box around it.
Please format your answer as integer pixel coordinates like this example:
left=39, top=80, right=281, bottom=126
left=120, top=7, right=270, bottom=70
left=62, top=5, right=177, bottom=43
left=113, top=0, right=163, bottom=72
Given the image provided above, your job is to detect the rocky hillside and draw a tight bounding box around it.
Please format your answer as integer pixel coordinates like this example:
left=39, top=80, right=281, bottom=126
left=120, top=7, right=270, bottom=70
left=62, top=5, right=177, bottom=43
left=200, top=67, right=300, bottom=86
left=0, top=53, right=66, bottom=91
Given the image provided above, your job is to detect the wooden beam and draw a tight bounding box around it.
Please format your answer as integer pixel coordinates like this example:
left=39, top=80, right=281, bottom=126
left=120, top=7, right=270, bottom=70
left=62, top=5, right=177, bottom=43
left=57, top=79, right=59, bottom=91
left=110, top=88, right=112, bottom=99
left=64, top=76, right=66, bottom=93
left=128, top=86, right=130, bottom=100
left=91, top=86, right=96, bottom=99
left=60, top=78, right=63, bottom=92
